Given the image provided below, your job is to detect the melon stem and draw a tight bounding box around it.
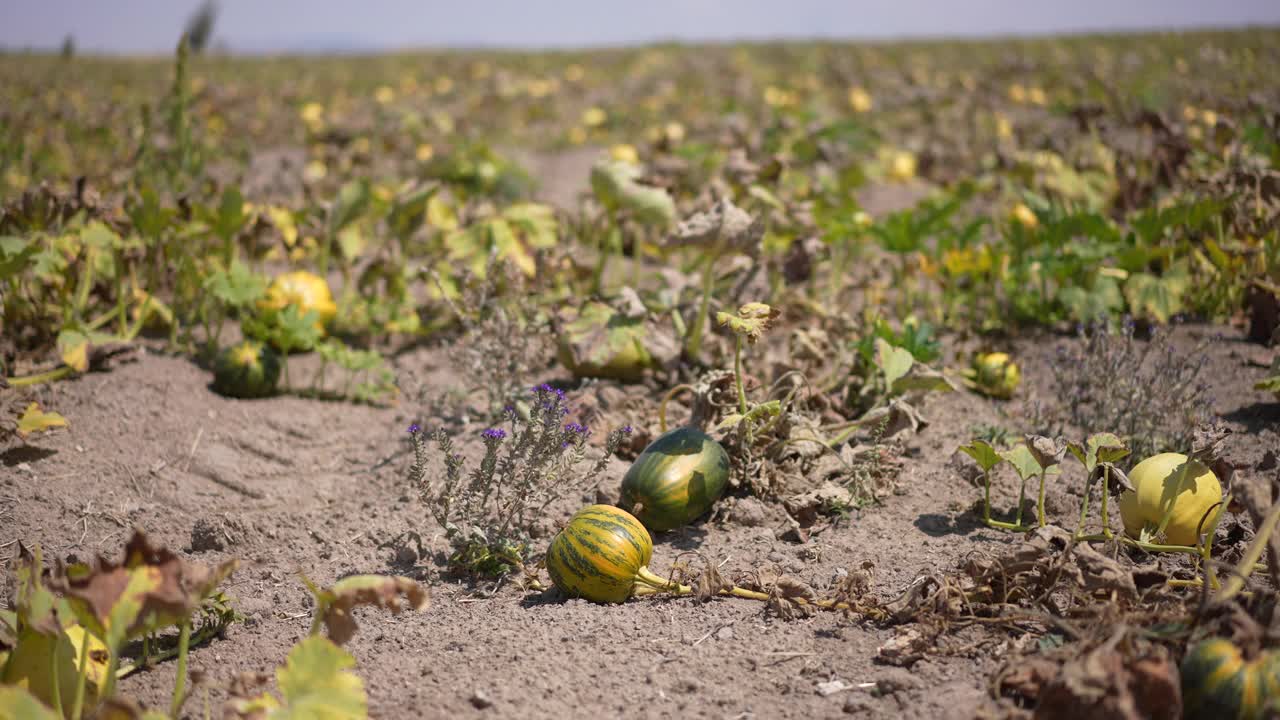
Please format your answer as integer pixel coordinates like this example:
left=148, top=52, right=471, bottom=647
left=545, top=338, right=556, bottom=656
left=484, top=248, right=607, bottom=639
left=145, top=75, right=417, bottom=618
left=633, top=566, right=855, bottom=611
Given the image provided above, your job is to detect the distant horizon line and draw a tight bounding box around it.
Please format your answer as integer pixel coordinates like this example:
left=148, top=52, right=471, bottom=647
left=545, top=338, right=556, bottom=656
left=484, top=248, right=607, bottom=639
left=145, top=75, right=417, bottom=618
left=3, top=21, right=1277, bottom=58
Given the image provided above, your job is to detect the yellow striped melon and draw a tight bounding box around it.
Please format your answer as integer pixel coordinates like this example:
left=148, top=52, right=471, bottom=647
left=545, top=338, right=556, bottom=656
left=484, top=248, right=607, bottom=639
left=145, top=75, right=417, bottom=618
left=1182, top=638, right=1280, bottom=720
left=546, top=505, right=655, bottom=603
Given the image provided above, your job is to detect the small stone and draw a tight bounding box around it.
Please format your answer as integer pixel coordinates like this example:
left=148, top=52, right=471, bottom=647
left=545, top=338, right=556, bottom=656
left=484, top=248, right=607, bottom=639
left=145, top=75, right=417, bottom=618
left=469, top=690, right=493, bottom=709
left=816, top=679, right=851, bottom=696
left=715, top=626, right=734, bottom=641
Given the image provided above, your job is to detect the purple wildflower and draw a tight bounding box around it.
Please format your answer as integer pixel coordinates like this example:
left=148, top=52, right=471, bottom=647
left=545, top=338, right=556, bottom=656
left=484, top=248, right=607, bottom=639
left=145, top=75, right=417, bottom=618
left=408, top=423, right=421, bottom=434
left=482, top=428, right=507, bottom=440
left=564, top=422, right=589, bottom=435
left=622, top=425, right=633, bottom=435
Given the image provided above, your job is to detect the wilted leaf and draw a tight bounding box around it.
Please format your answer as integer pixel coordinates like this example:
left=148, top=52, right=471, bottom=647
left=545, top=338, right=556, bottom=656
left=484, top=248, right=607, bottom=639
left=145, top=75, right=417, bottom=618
left=666, top=198, right=762, bottom=256
left=557, top=300, right=674, bottom=381
left=716, top=302, right=780, bottom=344
left=854, top=398, right=927, bottom=438
left=891, top=364, right=957, bottom=396
left=1025, top=435, right=1066, bottom=469
left=16, top=403, right=68, bottom=439
left=1035, top=639, right=1180, bottom=720
left=303, top=574, right=429, bottom=646
left=50, top=531, right=237, bottom=644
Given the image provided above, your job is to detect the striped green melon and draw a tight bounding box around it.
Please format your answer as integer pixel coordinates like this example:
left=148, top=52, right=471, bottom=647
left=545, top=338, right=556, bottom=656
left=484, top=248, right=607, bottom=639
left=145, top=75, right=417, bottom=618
left=212, top=340, right=281, bottom=399
left=1182, top=638, right=1280, bottom=720
left=620, top=427, right=730, bottom=531
left=546, top=505, right=661, bottom=603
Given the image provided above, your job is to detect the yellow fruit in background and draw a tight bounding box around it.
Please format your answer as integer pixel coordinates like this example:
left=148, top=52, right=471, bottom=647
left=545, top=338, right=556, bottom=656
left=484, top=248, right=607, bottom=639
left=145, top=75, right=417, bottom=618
left=582, top=107, right=607, bottom=127
left=888, top=151, right=917, bottom=182
left=848, top=86, right=873, bottom=113
left=259, top=271, right=337, bottom=332
left=1011, top=203, right=1038, bottom=229
left=609, top=144, right=640, bottom=165
left=1118, top=453, right=1222, bottom=546
left=967, top=352, right=1020, bottom=399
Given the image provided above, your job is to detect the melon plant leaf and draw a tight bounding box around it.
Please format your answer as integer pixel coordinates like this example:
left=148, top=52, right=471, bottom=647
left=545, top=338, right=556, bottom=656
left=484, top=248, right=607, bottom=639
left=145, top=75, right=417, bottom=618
left=959, top=440, right=1002, bottom=472
left=16, top=403, right=68, bottom=439
left=1058, top=277, right=1123, bottom=322
left=875, top=338, right=915, bottom=391
left=54, top=327, right=112, bottom=373
left=999, top=444, right=1043, bottom=482
left=302, top=574, right=428, bottom=647
left=1123, top=267, right=1188, bottom=324
left=1088, top=433, right=1129, bottom=465
left=0, top=686, right=60, bottom=720
left=328, top=179, right=371, bottom=236
left=274, top=635, right=367, bottom=719
left=716, top=302, right=780, bottom=344
left=204, top=261, right=266, bottom=309
left=0, top=236, right=38, bottom=280
left=891, top=365, right=956, bottom=396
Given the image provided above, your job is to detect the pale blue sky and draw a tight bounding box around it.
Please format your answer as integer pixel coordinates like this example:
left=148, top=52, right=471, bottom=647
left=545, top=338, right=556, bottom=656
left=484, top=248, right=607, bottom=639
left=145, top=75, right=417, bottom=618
left=2, top=0, right=1279, bottom=54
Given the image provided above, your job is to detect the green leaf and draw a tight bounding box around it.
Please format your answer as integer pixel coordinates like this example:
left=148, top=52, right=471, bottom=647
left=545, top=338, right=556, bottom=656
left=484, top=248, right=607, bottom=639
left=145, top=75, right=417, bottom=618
left=336, top=226, right=368, bottom=261
left=273, top=635, right=368, bottom=719
left=16, top=403, right=68, bottom=439
left=210, top=186, right=249, bottom=241
left=387, top=183, right=438, bottom=239
left=245, top=305, right=322, bottom=354
left=0, top=236, right=38, bottom=280
left=1123, top=267, right=1188, bottom=324
left=958, top=440, right=1002, bottom=472
left=875, top=338, right=914, bottom=390
left=1088, top=433, right=1129, bottom=465
left=1058, top=277, right=1123, bottom=322
left=328, top=179, right=371, bottom=235
left=502, top=203, right=558, bottom=249
left=54, top=327, right=112, bottom=373
left=999, top=444, right=1043, bottom=482
left=204, top=261, right=266, bottom=309
left=80, top=221, right=122, bottom=251
left=0, top=685, right=60, bottom=720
